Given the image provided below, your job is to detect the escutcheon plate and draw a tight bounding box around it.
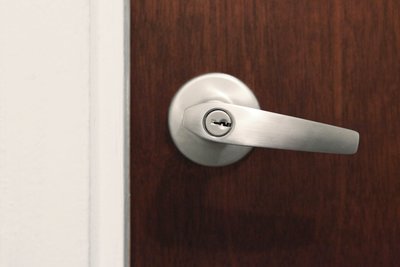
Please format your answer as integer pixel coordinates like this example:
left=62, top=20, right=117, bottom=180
left=168, top=73, right=260, bottom=166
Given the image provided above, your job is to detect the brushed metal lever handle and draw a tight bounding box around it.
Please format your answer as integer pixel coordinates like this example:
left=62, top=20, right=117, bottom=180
left=168, top=73, right=359, bottom=166
left=183, top=102, right=359, bottom=154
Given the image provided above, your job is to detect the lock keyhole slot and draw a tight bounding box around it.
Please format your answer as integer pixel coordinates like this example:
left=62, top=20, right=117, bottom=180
left=203, top=109, right=233, bottom=137
left=212, top=119, right=232, bottom=127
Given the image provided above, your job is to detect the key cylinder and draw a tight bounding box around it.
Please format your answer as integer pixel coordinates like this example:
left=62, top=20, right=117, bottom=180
left=203, top=109, right=233, bottom=137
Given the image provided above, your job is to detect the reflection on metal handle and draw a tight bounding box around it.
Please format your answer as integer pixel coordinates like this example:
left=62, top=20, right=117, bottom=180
left=183, top=102, right=359, bottom=154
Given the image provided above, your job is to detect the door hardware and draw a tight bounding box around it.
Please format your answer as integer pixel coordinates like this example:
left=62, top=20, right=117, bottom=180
left=168, top=73, right=359, bottom=166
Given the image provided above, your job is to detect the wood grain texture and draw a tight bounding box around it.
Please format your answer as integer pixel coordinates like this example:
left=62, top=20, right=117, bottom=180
left=131, top=1, right=400, bottom=266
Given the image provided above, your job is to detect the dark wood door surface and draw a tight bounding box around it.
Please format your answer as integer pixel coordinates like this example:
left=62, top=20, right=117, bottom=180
left=131, top=1, right=400, bottom=266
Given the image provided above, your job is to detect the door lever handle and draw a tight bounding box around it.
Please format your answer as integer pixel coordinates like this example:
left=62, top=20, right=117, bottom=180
left=169, top=73, right=359, bottom=166
left=183, top=102, right=359, bottom=154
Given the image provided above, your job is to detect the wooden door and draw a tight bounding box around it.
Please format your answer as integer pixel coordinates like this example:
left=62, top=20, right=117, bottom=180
left=131, top=1, right=400, bottom=266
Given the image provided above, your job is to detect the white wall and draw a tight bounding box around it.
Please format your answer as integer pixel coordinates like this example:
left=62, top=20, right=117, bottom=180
left=0, top=0, right=127, bottom=266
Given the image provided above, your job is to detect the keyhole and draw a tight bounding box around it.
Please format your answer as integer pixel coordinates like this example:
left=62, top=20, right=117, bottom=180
left=203, top=109, right=233, bottom=137
left=212, top=120, right=232, bottom=127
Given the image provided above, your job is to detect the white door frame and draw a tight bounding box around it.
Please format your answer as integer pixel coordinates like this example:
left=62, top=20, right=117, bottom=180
left=89, top=0, right=130, bottom=266
left=0, top=0, right=129, bottom=266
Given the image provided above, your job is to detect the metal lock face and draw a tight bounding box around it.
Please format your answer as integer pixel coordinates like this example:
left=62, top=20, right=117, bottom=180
left=203, top=109, right=232, bottom=137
